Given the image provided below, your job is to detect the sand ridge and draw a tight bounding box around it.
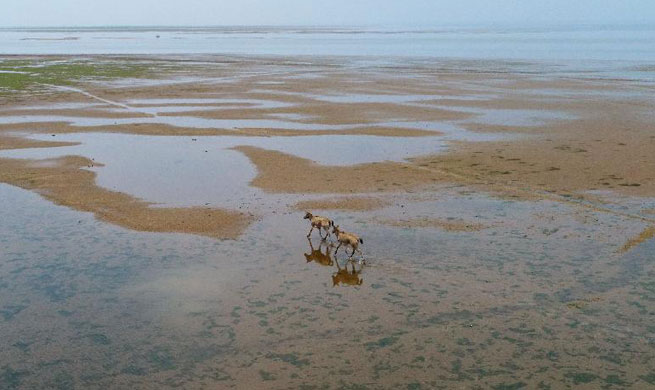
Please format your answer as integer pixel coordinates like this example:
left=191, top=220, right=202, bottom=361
left=417, top=106, right=655, bottom=197
left=294, top=196, right=390, bottom=211
left=0, top=135, right=78, bottom=150
left=0, top=155, right=252, bottom=239
left=233, top=145, right=448, bottom=194
left=0, top=121, right=442, bottom=138
left=375, top=217, right=487, bottom=232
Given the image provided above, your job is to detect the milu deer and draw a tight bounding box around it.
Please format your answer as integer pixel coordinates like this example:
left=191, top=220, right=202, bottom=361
left=331, top=225, right=363, bottom=258
left=303, top=211, right=334, bottom=239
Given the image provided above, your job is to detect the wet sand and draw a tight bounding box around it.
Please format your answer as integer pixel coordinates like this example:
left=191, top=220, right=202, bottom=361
left=0, top=155, right=251, bottom=239
left=233, top=145, right=447, bottom=193
left=0, top=121, right=443, bottom=137
left=376, top=217, right=487, bottom=232
left=295, top=196, right=390, bottom=211
left=0, top=135, right=78, bottom=150
left=1, top=55, right=655, bottom=389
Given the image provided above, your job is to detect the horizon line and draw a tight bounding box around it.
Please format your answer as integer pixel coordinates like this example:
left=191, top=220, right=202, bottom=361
left=1, top=21, right=654, bottom=29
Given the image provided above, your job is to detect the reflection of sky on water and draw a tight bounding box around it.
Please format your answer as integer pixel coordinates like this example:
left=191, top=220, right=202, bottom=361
left=1, top=181, right=654, bottom=388
left=1, top=132, right=453, bottom=207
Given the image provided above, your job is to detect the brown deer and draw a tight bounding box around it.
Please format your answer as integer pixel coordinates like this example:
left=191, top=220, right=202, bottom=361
left=304, top=237, right=334, bottom=266
left=304, top=211, right=334, bottom=239
left=332, top=225, right=363, bottom=258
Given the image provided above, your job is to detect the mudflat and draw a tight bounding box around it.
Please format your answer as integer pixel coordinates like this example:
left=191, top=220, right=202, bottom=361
left=1, top=55, right=654, bottom=389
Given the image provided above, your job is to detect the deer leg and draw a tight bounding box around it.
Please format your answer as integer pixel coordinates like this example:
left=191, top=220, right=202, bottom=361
left=349, top=246, right=356, bottom=257
left=334, top=242, right=342, bottom=255
left=307, top=236, right=316, bottom=251
left=333, top=255, right=342, bottom=271
left=307, top=226, right=314, bottom=238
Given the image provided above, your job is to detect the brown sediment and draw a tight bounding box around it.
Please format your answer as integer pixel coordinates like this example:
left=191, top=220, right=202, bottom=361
left=294, top=197, right=390, bottom=211
left=0, top=121, right=441, bottom=138
left=501, top=78, right=635, bottom=92
left=129, top=102, right=260, bottom=108
left=412, top=99, right=655, bottom=198
left=620, top=226, right=655, bottom=253
left=375, top=217, right=486, bottom=232
left=2, top=57, right=654, bottom=202
left=433, top=94, right=646, bottom=115
left=261, top=102, right=473, bottom=124
left=0, top=121, right=235, bottom=136
left=156, top=108, right=287, bottom=120
left=235, top=106, right=655, bottom=201
left=0, top=156, right=252, bottom=239
left=236, top=126, right=442, bottom=137
left=0, top=135, right=78, bottom=150
left=144, top=93, right=469, bottom=126
left=233, top=145, right=447, bottom=194
left=0, top=107, right=154, bottom=119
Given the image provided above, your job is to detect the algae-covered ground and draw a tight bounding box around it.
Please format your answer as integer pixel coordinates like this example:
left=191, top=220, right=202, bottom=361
left=0, top=58, right=152, bottom=94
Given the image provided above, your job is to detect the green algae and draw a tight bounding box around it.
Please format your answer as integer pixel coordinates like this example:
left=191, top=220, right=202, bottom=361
left=0, top=59, right=150, bottom=94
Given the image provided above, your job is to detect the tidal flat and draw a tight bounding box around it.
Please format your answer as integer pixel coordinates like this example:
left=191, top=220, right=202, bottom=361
left=0, top=55, right=654, bottom=389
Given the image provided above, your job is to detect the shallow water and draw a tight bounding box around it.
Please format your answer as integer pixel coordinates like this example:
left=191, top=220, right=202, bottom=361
left=437, top=106, right=577, bottom=126
left=0, top=112, right=485, bottom=133
left=1, top=50, right=655, bottom=388
left=1, top=183, right=654, bottom=389
left=0, top=115, right=360, bottom=131
left=1, top=25, right=655, bottom=64
left=1, top=132, right=450, bottom=207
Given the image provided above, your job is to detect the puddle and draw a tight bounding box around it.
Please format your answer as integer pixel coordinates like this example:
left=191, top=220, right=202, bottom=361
left=442, top=106, right=577, bottom=126
left=0, top=102, right=107, bottom=111
left=379, top=120, right=510, bottom=141
left=0, top=132, right=453, bottom=207
left=0, top=114, right=365, bottom=131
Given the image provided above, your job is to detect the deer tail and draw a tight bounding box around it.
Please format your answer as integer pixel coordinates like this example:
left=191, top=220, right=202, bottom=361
left=359, top=238, right=363, bottom=244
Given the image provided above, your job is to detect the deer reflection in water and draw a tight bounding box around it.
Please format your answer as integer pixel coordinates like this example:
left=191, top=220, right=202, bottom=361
left=304, top=237, right=334, bottom=266
left=332, top=259, right=364, bottom=287
left=304, top=238, right=364, bottom=287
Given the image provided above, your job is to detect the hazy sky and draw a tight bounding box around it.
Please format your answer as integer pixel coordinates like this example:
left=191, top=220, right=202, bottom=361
left=2, top=0, right=654, bottom=27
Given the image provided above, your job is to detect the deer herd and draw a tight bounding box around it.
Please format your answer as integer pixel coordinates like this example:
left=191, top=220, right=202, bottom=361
left=303, top=211, right=365, bottom=287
